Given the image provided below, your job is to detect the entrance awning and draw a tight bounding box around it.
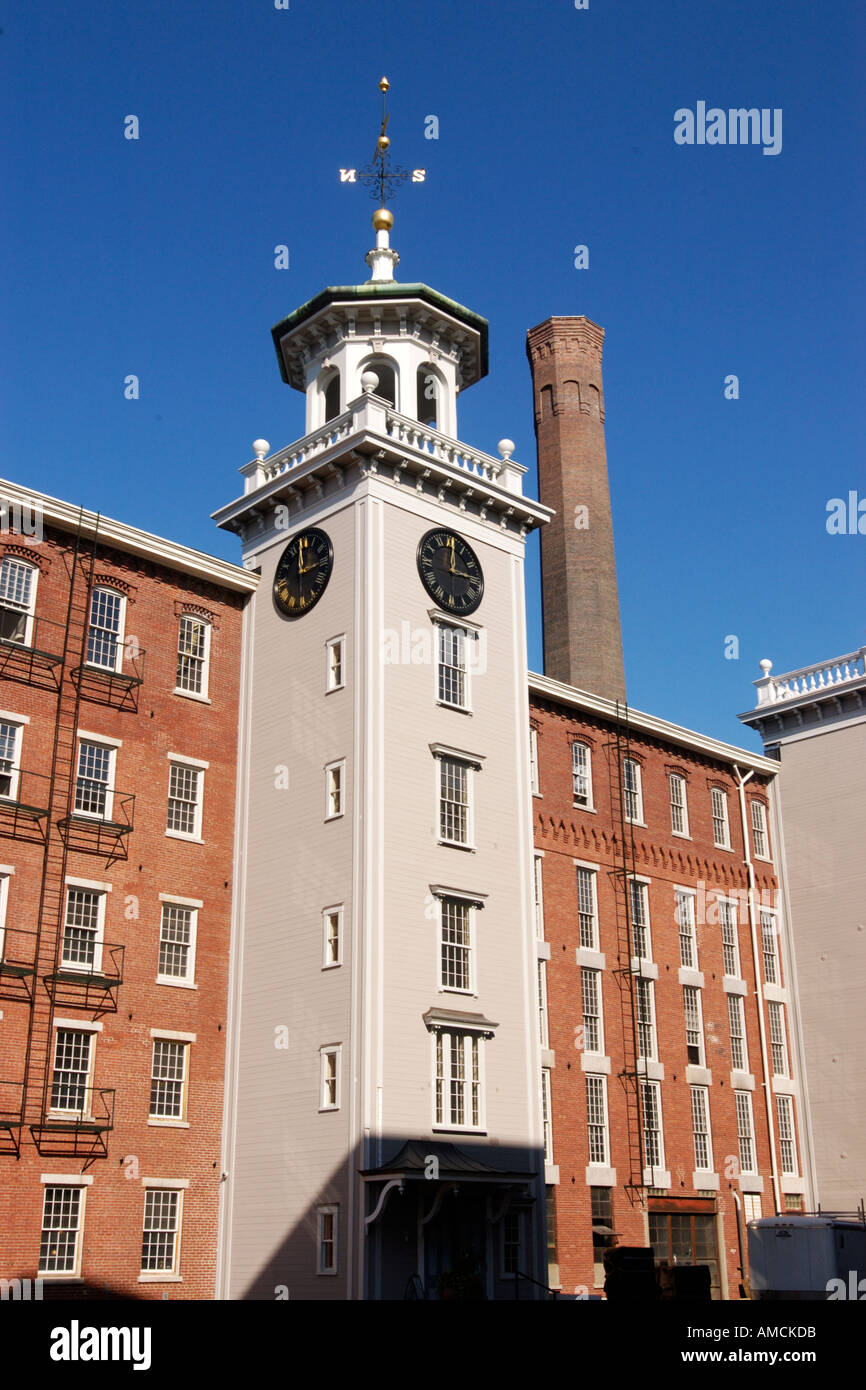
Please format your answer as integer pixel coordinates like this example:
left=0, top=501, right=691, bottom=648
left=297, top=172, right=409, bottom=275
left=360, top=1138, right=536, bottom=1183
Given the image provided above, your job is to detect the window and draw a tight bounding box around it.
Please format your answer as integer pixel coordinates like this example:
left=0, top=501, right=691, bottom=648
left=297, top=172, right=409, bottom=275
left=87, top=587, right=124, bottom=671
left=622, top=758, right=643, bottom=823
left=39, top=1186, right=84, bottom=1276
left=61, top=887, right=105, bottom=973
left=545, top=1186, right=558, bottom=1281
left=711, top=787, right=731, bottom=849
left=751, top=800, right=769, bottom=858
left=50, top=1030, right=93, bottom=1115
left=320, top=1046, right=340, bottom=1110
left=416, top=364, right=439, bottom=428
left=74, top=741, right=114, bottom=819
left=529, top=727, right=539, bottom=794
left=0, top=556, right=37, bottom=644
left=776, top=1095, right=798, bottom=1176
left=0, top=720, right=22, bottom=800
left=591, top=1188, right=615, bottom=1286
left=640, top=1079, right=664, bottom=1169
left=501, top=1210, right=521, bottom=1276
left=537, top=959, right=548, bottom=1048
left=439, top=896, right=474, bottom=992
left=317, top=1206, right=338, bottom=1275
left=735, top=1090, right=756, bottom=1173
left=743, top=1193, right=762, bottom=1223
left=577, top=867, right=598, bottom=949
left=761, top=910, right=780, bottom=985
left=784, top=1193, right=803, bottom=1212
left=541, top=1068, right=553, bottom=1163
left=676, top=890, right=697, bottom=968
left=326, top=636, right=345, bottom=692
left=629, top=880, right=651, bottom=960
left=322, top=905, right=342, bottom=968
left=728, top=993, right=748, bottom=1072
left=586, top=1074, right=609, bottom=1166
left=141, top=1189, right=181, bottom=1274
left=768, top=1001, right=789, bottom=1077
left=533, top=854, right=544, bottom=939
left=435, top=1030, right=482, bottom=1130
left=691, top=1086, right=713, bottom=1171
left=150, top=1039, right=188, bottom=1119
left=325, top=760, right=344, bottom=820
left=581, top=968, right=604, bottom=1055
left=720, top=899, right=741, bottom=977
left=572, top=742, right=593, bottom=809
left=0, top=870, right=10, bottom=960
left=669, top=774, right=689, bottom=835
left=324, top=371, right=341, bottom=423
left=438, top=756, right=470, bottom=845
left=167, top=761, right=204, bottom=838
left=365, top=359, right=396, bottom=408
left=635, top=976, right=656, bottom=1060
left=648, top=1212, right=720, bottom=1301
left=683, top=985, right=704, bottom=1066
left=437, top=623, right=468, bottom=708
left=176, top=615, right=210, bottom=697
left=158, top=902, right=197, bottom=984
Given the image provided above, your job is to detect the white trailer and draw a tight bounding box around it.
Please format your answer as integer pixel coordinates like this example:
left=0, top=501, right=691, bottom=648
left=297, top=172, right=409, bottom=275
left=748, top=1214, right=866, bottom=1300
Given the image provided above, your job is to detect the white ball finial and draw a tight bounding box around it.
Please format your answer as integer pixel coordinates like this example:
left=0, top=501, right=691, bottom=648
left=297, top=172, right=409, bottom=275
left=759, top=659, right=773, bottom=675
left=498, top=439, right=516, bottom=460
left=252, top=439, right=270, bottom=460
left=360, top=370, right=380, bottom=395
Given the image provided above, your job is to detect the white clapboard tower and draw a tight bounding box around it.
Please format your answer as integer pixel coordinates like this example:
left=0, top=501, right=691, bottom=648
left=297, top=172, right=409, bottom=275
left=214, top=193, right=552, bottom=1300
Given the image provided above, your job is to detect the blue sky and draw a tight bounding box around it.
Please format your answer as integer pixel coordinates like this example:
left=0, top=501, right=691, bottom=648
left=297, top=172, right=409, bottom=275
left=3, top=0, right=863, bottom=744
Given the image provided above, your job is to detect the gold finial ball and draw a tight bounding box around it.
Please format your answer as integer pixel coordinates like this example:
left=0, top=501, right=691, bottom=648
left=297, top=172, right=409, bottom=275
left=377, top=134, right=390, bottom=152
left=379, top=76, right=390, bottom=92
left=372, top=208, right=394, bottom=232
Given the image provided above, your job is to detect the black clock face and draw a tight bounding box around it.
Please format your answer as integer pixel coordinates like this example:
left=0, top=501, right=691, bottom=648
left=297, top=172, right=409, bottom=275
left=273, top=528, right=334, bottom=617
left=416, top=529, right=484, bottom=616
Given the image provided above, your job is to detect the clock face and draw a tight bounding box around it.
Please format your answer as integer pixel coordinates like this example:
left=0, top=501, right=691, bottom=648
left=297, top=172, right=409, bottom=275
left=273, top=528, right=334, bottom=618
left=416, top=528, right=484, bottom=616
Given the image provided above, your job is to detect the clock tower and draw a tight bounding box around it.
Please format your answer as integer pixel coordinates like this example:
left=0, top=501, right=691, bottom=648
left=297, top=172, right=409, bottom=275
left=214, top=96, right=553, bottom=1300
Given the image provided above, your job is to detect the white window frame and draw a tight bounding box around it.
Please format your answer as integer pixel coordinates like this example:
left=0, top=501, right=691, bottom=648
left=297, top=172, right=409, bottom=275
left=622, top=758, right=643, bottom=824
left=719, top=898, right=742, bottom=978
left=628, top=877, right=652, bottom=962
left=165, top=757, right=206, bottom=841
left=576, top=864, right=599, bottom=950
left=537, top=958, right=549, bottom=1048
left=776, top=1094, right=798, bottom=1176
left=581, top=967, right=605, bottom=1056
left=38, top=1183, right=87, bottom=1277
left=690, top=1085, right=714, bottom=1173
left=73, top=739, right=116, bottom=822
left=586, top=1073, right=610, bottom=1167
left=437, top=893, right=477, bottom=995
left=767, top=1001, right=789, bottom=1078
left=316, top=1205, right=338, bottom=1275
left=325, top=634, right=345, bottom=693
left=319, top=1044, right=341, bottom=1111
left=751, top=799, right=770, bottom=859
left=434, top=750, right=478, bottom=849
left=0, top=867, right=11, bottom=960
left=433, top=1028, right=485, bottom=1133
left=0, top=717, right=24, bottom=802
left=157, top=896, right=200, bottom=987
left=435, top=619, right=472, bottom=711
left=635, top=975, right=657, bottom=1062
left=175, top=614, right=211, bottom=701
left=325, top=759, right=345, bottom=821
left=676, top=888, right=698, bottom=969
left=322, top=904, right=343, bottom=969
left=0, top=555, right=38, bottom=646
left=743, top=1193, right=762, bottom=1222
left=60, top=883, right=108, bottom=975
left=760, top=909, right=781, bottom=986
left=140, top=1187, right=183, bottom=1277
left=533, top=852, right=544, bottom=939
left=86, top=587, right=126, bottom=673
left=529, top=727, right=540, bottom=795
left=572, top=741, right=594, bottom=810
left=735, top=1090, right=757, bottom=1174
left=149, top=1037, right=190, bottom=1121
left=49, top=1028, right=95, bottom=1118
left=683, top=984, right=705, bottom=1067
left=728, top=992, right=749, bottom=1072
left=669, top=773, right=689, bottom=837
left=541, top=1067, right=553, bottom=1164
left=640, top=1078, right=665, bottom=1171
left=711, top=787, right=731, bottom=850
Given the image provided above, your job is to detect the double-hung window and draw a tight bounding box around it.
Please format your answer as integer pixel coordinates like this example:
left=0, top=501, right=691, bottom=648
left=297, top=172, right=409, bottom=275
left=50, top=1029, right=93, bottom=1116
left=150, top=1039, right=189, bottom=1120
left=761, top=910, right=780, bottom=985
left=317, top=1206, right=338, bottom=1275
left=711, top=787, right=731, bottom=849
left=683, top=985, right=705, bottom=1066
left=176, top=615, right=210, bottom=698
left=61, top=886, right=105, bottom=973
left=572, top=742, right=593, bottom=809
left=437, top=622, right=469, bottom=709
left=635, top=976, right=656, bottom=1061
left=735, top=1090, right=756, bottom=1174
left=622, top=758, right=643, bottom=823
left=641, top=1079, right=664, bottom=1170
left=768, top=1001, right=789, bottom=1077
left=529, top=727, right=539, bottom=795
left=438, top=895, right=475, bottom=993
left=629, top=879, right=651, bottom=961
left=776, top=1095, right=798, bottom=1176
left=326, top=636, right=345, bottom=693
left=751, top=800, right=769, bottom=858
left=322, top=905, right=342, bottom=969
left=434, top=1030, right=482, bottom=1131
left=720, top=899, right=741, bottom=978
left=320, top=1046, right=341, bottom=1110
left=581, top=968, right=604, bottom=1055
left=158, top=900, right=198, bottom=984
left=690, top=1085, right=713, bottom=1172
left=86, top=587, right=124, bottom=672
left=325, top=760, right=345, bottom=819
left=74, top=740, right=115, bottom=820
left=577, top=866, right=598, bottom=950
left=676, top=889, right=698, bottom=968
left=167, top=759, right=205, bottom=839
left=728, top=993, right=748, bottom=1072
left=39, top=1185, right=85, bottom=1276
left=0, top=720, right=22, bottom=800
left=669, top=773, right=689, bottom=835
left=541, top=1068, right=553, bottom=1163
left=434, top=746, right=480, bottom=847
left=0, top=556, right=37, bottom=645
left=586, top=1074, right=610, bottom=1167
left=141, top=1188, right=182, bottom=1275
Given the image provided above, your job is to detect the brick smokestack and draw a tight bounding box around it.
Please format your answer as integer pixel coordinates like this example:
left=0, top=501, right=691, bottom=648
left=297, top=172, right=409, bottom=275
left=526, top=316, right=626, bottom=703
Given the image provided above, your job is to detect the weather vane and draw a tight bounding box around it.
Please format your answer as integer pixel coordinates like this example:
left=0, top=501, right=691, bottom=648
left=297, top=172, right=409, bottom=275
left=339, top=77, right=426, bottom=203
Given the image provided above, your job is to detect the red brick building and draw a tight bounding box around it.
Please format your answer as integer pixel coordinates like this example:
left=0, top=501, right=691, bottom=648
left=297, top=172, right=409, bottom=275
left=0, top=479, right=255, bottom=1299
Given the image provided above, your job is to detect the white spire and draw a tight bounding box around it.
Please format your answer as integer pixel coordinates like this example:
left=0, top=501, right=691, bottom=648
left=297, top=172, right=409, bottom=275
left=365, top=209, right=399, bottom=283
